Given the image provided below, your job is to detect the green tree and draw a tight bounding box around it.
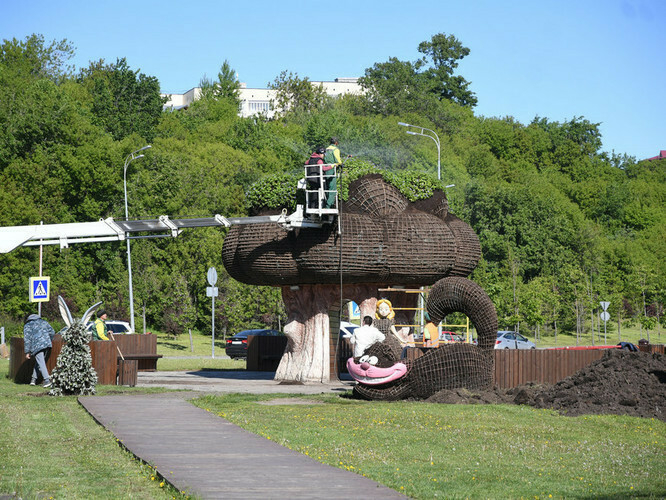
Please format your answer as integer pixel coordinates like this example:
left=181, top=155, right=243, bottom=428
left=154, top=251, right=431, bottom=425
left=359, top=32, right=476, bottom=115
left=78, top=58, right=166, bottom=141
left=359, top=58, right=425, bottom=116
left=268, top=70, right=331, bottom=116
left=199, top=60, right=241, bottom=107
left=0, top=34, right=74, bottom=83
left=417, top=32, right=477, bottom=107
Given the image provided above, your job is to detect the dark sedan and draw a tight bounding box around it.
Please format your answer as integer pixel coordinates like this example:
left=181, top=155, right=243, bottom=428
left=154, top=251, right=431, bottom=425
left=225, top=329, right=283, bottom=359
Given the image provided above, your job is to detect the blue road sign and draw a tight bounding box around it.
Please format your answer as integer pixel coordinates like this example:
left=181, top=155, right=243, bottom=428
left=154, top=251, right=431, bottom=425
left=29, top=276, right=50, bottom=302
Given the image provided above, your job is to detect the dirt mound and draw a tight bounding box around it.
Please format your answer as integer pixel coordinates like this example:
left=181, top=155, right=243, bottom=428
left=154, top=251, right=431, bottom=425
left=426, top=350, right=666, bottom=421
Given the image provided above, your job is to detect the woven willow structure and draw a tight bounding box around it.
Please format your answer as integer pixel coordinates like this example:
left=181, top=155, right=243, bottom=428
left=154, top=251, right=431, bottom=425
left=352, top=342, right=493, bottom=401
left=351, top=277, right=497, bottom=401
left=222, top=175, right=497, bottom=388
left=222, top=176, right=481, bottom=286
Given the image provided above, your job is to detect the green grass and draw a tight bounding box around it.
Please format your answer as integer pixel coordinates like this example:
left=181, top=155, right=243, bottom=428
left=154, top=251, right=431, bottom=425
left=193, top=392, right=666, bottom=499
left=441, top=322, right=663, bottom=349
left=0, top=375, right=189, bottom=499
left=150, top=326, right=665, bottom=373
left=2, top=329, right=665, bottom=499
left=153, top=330, right=247, bottom=371
left=532, top=325, right=664, bottom=348
left=154, top=330, right=230, bottom=357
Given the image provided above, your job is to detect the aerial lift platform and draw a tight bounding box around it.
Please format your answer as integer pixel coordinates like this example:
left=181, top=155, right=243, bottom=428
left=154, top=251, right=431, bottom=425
left=0, top=164, right=340, bottom=253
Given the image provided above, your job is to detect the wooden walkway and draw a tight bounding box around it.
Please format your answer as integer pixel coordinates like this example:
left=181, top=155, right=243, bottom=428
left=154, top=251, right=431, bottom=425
left=79, top=393, right=405, bottom=500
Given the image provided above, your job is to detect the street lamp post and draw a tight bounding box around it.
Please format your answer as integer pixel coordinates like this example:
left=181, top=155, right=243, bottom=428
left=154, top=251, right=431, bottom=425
left=398, top=122, right=445, bottom=338
left=398, top=122, right=441, bottom=180
left=123, top=145, right=151, bottom=333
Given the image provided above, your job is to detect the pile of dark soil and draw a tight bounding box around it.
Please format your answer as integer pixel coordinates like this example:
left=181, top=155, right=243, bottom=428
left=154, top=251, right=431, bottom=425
left=426, top=350, right=666, bottom=421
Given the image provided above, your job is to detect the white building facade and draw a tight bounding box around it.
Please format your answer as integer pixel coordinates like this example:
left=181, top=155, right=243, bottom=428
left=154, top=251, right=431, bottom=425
left=162, top=77, right=362, bottom=118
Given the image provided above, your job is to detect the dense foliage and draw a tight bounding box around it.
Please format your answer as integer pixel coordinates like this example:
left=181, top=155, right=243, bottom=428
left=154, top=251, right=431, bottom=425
left=0, top=34, right=663, bottom=342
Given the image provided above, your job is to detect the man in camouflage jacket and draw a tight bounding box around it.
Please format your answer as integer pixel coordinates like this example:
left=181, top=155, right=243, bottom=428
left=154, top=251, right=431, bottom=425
left=23, top=314, right=55, bottom=388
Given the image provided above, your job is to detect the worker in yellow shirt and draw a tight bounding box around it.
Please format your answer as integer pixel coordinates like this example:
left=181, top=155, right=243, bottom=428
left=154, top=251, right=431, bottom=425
left=323, top=137, right=342, bottom=209
left=93, top=310, right=111, bottom=341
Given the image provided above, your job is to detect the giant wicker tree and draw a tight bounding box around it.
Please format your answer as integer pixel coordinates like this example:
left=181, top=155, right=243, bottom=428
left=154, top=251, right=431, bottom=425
left=222, top=165, right=497, bottom=383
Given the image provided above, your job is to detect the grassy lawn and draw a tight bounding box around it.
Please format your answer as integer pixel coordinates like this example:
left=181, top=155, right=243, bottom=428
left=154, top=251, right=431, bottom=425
left=153, top=325, right=664, bottom=359
left=1, top=326, right=664, bottom=498
left=193, top=392, right=666, bottom=499
left=153, top=330, right=229, bottom=357
left=0, top=368, right=187, bottom=499
left=530, top=325, right=663, bottom=349
left=153, top=329, right=247, bottom=371
left=149, top=327, right=665, bottom=373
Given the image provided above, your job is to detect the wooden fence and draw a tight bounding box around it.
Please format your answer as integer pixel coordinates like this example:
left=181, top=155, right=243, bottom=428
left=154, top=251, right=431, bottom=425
left=9, top=334, right=159, bottom=385
left=492, top=349, right=607, bottom=389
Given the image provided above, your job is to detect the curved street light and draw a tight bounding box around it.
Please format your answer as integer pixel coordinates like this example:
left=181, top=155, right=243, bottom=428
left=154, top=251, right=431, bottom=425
left=398, top=123, right=444, bottom=337
left=398, top=121, right=441, bottom=180
left=123, top=145, right=151, bottom=333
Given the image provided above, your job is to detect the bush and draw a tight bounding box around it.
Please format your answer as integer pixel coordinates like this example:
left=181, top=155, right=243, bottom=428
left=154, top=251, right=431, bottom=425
left=245, top=158, right=446, bottom=213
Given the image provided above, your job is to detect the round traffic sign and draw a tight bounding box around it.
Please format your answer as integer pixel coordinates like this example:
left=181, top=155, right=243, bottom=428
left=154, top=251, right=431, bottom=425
left=207, top=267, right=218, bottom=286
left=600, top=311, right=610, bottom=322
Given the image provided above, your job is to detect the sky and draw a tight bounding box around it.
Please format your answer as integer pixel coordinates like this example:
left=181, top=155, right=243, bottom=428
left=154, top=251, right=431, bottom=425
left=2, top=0, right=664, bottom=160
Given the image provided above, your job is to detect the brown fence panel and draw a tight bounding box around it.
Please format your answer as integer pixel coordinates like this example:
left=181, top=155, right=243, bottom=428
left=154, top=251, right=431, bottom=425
left=493, top=349, right=611, bottom=389
left=10, top=336, right=117, bottom=385
left=113, top=334, right=157, bottom=356
left=11, top=336, right=65, bottom=383
left=117, top=359, right=138, bottom=386
left=246, top=335, right=288, bottom=371
left=91, top=341, right=118, bottom=384
left=639, top=344, right=664, bottom=354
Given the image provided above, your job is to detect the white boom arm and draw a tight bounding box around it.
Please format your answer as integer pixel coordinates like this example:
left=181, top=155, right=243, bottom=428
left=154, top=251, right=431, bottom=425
left=0, top=206, right=330, bottom=253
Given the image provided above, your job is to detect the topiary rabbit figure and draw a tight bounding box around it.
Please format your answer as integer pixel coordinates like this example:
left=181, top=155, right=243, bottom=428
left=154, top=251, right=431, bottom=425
left=48, top=296, right=100, bottom=396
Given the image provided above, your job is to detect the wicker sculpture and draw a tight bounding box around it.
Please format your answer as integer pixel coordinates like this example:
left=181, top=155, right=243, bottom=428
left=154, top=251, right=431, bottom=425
left=221, top=174, right=497, bottom=386
left=348, top=277, right=497, bottom=400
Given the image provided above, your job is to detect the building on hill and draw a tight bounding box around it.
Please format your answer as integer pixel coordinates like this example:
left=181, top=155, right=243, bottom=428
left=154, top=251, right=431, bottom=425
left=162, top=77, right=362, bottom=118
left=645, top=150, right=666, bottom=161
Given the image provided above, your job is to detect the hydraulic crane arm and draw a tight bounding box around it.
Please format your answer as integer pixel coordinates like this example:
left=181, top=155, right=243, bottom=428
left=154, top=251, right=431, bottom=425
left=0, top=206, right=330, bottom=253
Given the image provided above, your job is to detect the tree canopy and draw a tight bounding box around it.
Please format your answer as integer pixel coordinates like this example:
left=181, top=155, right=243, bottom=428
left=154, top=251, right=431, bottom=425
left=359, top=32, right=477, bottom=115
left=0, top=33, right=663, bottom=342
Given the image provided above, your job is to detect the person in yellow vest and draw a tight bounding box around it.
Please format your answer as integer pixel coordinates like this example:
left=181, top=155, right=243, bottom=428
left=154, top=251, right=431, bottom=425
left=323, top=137, right=342, bottom=208
left=423, top=312, right=439, bottom=348
left=93, top=310, right=111, bottom=341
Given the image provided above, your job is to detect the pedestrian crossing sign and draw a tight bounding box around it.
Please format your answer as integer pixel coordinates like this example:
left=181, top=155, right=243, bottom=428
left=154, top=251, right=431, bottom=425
left=29, top=276, right=50, bottom=302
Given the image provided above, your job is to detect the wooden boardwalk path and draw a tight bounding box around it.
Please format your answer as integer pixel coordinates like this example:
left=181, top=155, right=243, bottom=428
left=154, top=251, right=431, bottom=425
left=79, top=393, right=405, bottom=499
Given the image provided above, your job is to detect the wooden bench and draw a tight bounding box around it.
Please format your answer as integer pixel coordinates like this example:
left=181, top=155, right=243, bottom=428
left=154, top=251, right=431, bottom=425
left=112, top=334, right=161, bottom=372
left=117, top=353, right=163, bottom=371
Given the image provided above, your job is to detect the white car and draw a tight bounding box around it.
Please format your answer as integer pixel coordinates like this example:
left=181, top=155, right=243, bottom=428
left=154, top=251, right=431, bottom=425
left=86, top=320, right=133, bottom=335
left=495, top=331, right=536, bottom=349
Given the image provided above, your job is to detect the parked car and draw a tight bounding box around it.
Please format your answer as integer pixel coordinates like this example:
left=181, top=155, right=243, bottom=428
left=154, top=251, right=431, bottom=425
left=439, top=331, right=464, bottom=343
left=495, top=331, right=536, bottom=349
left=86, top=320, right=133, bottom=335
left=225, top=329, right=282, bottom=359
